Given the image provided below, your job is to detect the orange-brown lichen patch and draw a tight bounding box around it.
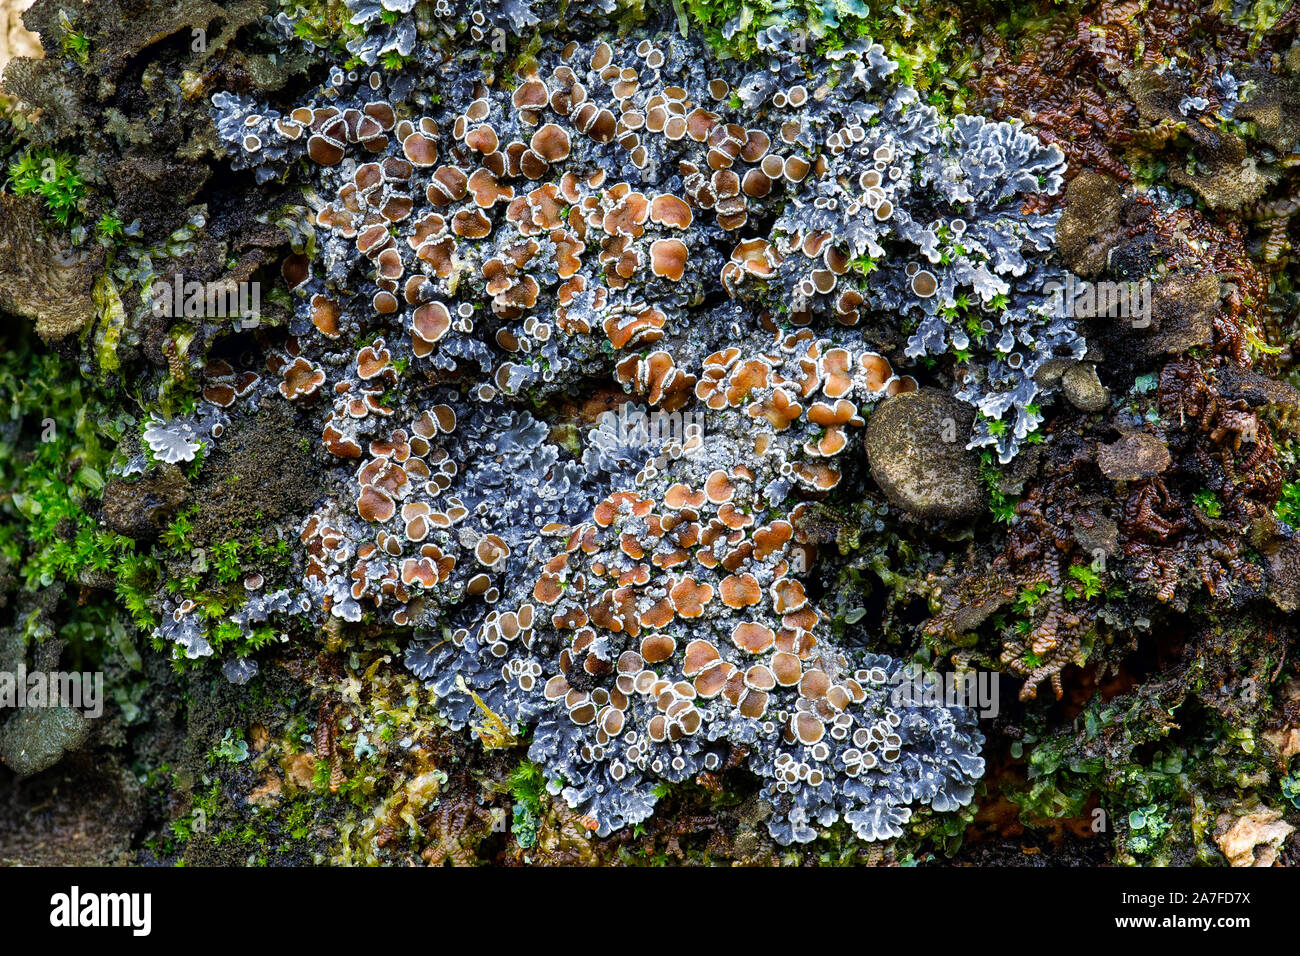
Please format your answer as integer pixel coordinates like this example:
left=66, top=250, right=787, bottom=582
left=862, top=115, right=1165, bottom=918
left=601, top=186, right=651, bottom=237
left=832, top=289, right=864, bottom=326
left=723, top=502, right=759, bottom=537
left=356, top=340, right=392, bottom=380
left=589, top=586, right=639, bottom=635
left=744, top=664, right=776, bottom=692
left=323, top=421, right=363, bottom=459
left=512, top=77, right=550, bottom=110
left=889, top=375, right=918, bottom=395
left=682, top=639, right=720, bottom=677
left=308, top=133, right=345, bottom=166
left=427, top=165, right=469, bottom=205
left=402, top=501, right=431, bottom=542
left=520, top=146, right=552, bottom=180
left=910, top=268, right=938, bottom=297
left=452, top=208, right=493, bottom=238
left=663, top=483, right=707, bottom=511
left=592, top=491, right=654, bottom=527
left=693, top=349, right=740, bottom=409
left=464, top=123, right=499, bottom=154
left=649, top=193, right=693, bottom=229
left=614, top=351, right=697, bottom=412
left=720, top=572, right=762, bottom=608
left=771, top=577, right=808, bottom=614
left=638, top=597, right=675, bottom=629
left=740, top=127, right=771, bottom=162
left=358, top=457, right=409, bottom=497
left=616, top=650, right=644, bottom=676
left=731, top=621, right=776, bottom=654
left=487, top=273, right=541, bottom=315
left=205, top=359, right=235, bottom=382
left=704, top=469, right=735, bottom=504
left=799, top=668, right=831, bottom=700
left=279, top=357, right=326, bottom=401
left=402, top=132, right=438, bottom=167
left=357, top=484, right=396, bottom=522
left=859, top=351, right=895, bottom=393
left=596, top=235, right=640, bottom=286
left=533, top=572, right=565, bottom=605
left=400, top=556, right=440, bottom=588
left=415, top=235, right=456, bottom=277
left=531, top=123, right=572, bottom=162
left=649, top=238, right=688, bottom=281
left=640, top=633, right=676, bottom=664
left=771, top=651, right=802, bottom=687
left=752, top=520, right=793, bottom=560
left=717, top=358, right=767, bottom=406
left=804, top=398, right=863, bottom=456
left=722, top=238, right=781, bottom=293
left=579, top=105, right=618, bottom=143
left=552, top=230, right=585, bottom=279
left=746, top=386, right=803, bottom=431
left=738, top=688, right=769, bottom=719
left=618, top=531, right=646, bottom=560
left=782, top=604, right=819, bottom=634
left=820, top=348, right=854, bottom=398
left=203, top=383, right=237, bottom=407
left=792, top=712, right=824, bottom=745
left=356, top=223, right=392, bottom=258
left=670, top=576, right=714, bottom=617
left=792, top=460, right=842, bottom=491
left=412, top=404, right=457, bottom=437
left=370, top=430, right=411, bottom=462
left=411, top=302, right=451, bottom=355
left=506, top=192, right=547, bottom=236
left=475, top=533, right=511, bottom=568
left=652, top=547, right=691, bottom=571
left=693, top=660, right=735, bottom=699
left=468, top=167, right=515, bottom=207
left=603, top=306, right=665, bottom=350
left=309, top=294, right=342, bottom=339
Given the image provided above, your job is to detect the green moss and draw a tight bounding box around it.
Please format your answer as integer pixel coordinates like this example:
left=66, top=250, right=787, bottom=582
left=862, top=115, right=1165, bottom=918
left=0, top=334, right=162, bottom=644
left=1065, top=562, right=1104, bottom=601
left=979, top=451, right=1018, bottom=523
left=6, top=147, right=86, bottom=228
left=282, top=0, right=361, bottom=57
left=1191, top=488, right=1223, bottom=518
left=505, top=760, right=548, bottom=848
left=96, top=212, right=124, bottom=239
left=1276, top=480, right=1300, bottom=528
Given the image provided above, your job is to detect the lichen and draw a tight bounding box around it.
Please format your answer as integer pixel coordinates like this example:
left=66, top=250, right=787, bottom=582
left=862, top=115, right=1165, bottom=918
left=2, top=0, right=1299, bottom=870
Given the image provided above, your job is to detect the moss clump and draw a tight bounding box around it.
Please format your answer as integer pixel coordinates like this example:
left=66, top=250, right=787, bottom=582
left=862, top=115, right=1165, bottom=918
left=5, top=147, right=86, bottom=228
left=0, top=331, right=161, bottom=642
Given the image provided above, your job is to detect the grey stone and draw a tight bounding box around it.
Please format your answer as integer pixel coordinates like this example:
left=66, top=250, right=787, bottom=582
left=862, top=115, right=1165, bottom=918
left=0, top=706, right=92, bottom=777
left=865, top=388, right=987, bottom=521
left=1061, top=362, right=1110, bottom=412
